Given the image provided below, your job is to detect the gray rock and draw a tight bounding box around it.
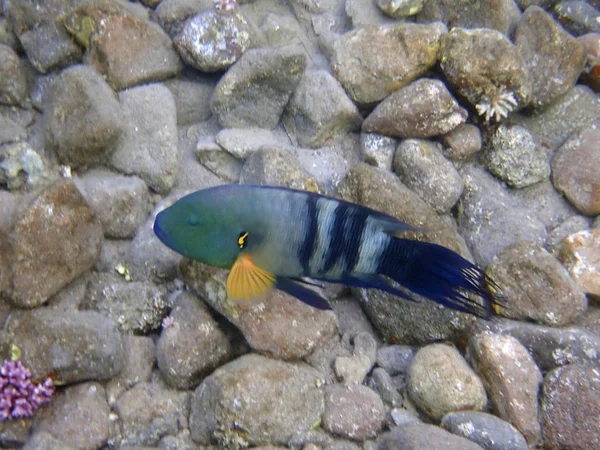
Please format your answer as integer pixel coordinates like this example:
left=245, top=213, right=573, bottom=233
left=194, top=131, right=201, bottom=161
left=156, top=292, right=234, bottom=389
left=115, top=382, right=190, bottom=446
left=441, top=411, right=529, bottom=450
left=189, top=354, right=325, bottom=447
left=376, top=345, right=415, bottom=376
left=331, top=22, right=446, bottom=104
left=346, top=0, right=395, bottom=26
left=362, top=79, right=467, bottom=138
left=306, top=336, right=353, bottom=384
left=323, top=384, right=385, bottom=441
left=541, top=364, right=600, bottom=450
left=74, top=169, right=151, bottom=239
left=552, top=127, right=600, bottom=216
left=0, top=44, right=28, bottom=106
left=443, top=124, right=482, bottom=160
left=376, top=422, right=485, bottom=450
left=215, top=127, right=290, bottom=159
left=0, top=114, right=27, bottom=145
left=547, top=215, right=592, bottom=254
left=334, top=332, right=377, bottom=384
left=164, top=70, right=216, bottom=125
left=0, top=16, right=19, bottom=51
left=515, top=6, right=586, bottom=109
left=110, top=84, right=178, bottom=194
left=483, top=125, right=550, bottom=188
left=555, top=1, right=600, bottom=36
left=153, top=0, right=214, bottom=37
left=469, top=333, right=542, bottom=445
left=393, top=139, right=464, bottom=213
left=30, top=74, right=59, bottom=112
left=377, top=0, right=426, bottom=18
left=83, top=272, right=168, bottom=333
left=458, top=164, right=547, bottom=267
left=559, top=229, right=600, bottom=296
left=0, top=179, right=103, bottom=308
left=195, top=143, right=242, bottom=182
left=360, top=132, right=397, bottom=170
left=282, top=69, right=362, bottom=148
left=44, top=65, right=122, bottom=170
left=174, top=10, right=254, bottom=72
left=368, top=368, right=403, bottom=408
left=440, top=28, right=530, bottom=122
left=23, top=432, right=76, bottom=450
left=0, top=308, right=125, bottom=384
left=33, top=383, right=110, bottom=450
left=0, top=142, right=49, bottom=191
left=408, top=344, right=487, bottom=420
left=19, top=22, right=82, bottom=73
left=486, top=241, right=587, bottom=326
left=211, top=45, right=307, bottom=129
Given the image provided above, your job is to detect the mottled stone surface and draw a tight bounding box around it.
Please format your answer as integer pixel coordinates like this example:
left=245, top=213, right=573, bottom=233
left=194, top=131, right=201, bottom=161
left=0, top=44, right=28, bottom=106
left=559, top=229, right=600, bottom=295
left=377, top=422, right=485, bottom=450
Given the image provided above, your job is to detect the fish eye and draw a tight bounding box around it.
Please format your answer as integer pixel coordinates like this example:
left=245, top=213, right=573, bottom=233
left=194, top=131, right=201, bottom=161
left=238, top=231, right=249, bottom=249
left=187, top=214, right=200, bottom=226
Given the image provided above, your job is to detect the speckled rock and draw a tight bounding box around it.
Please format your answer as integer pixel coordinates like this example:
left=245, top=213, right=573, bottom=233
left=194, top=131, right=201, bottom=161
left=377, top=422, right=485, bottom=450
left=408, top=344, right=487, bottom=420
left=441, top=411, right=529, bottom=450
left=376, top=345, right=415, bottom=376
left=153, top=0, right=214, bottom=36
left=0, top=44, right=28, bottom=106
left=115, top=381, right=190, bottom=446
left=515, top=6, right=586, bottom=109
left=23, top=432, right=76, bottom=450
left=559, top=229, right=600, bottom=295
left=333, top=332, right=377, bottom=384
left=362, top=79, right=467, bottom=138
left=164, top=69, right=216, bottom=125
left=323, top=384, right=385, bottom=441
left=439, top=28, right=530, bottom=122
left=393, top=139, right=464, bottom=213
left=74, top=169, right=151, bottom=239
left=548, top=216, right=592, bottom=255
left=0, top=142, right=50, bottom=191
left=555, top=1, right=600, bottom=36
left=443, top=124, right=482, bottom=160
left=174, top=10, right=254, bottom=72
left=33, top=383, right=110, bottom=450
left=541, top=364, right=600, bottom=450
left=180, top=260, right=338, bottom=360
left=44, top=65, right=122, bottom=170
left=195, top=140, right=242, bottom=182
left=110, top=84, right=178, bottom=194
left=0, top=179, right=103, bottom=308
left=157, top=291, right=235, bottom=389
left=282, top=69, right=362, bottom=148
left=377, top=0, right=426, bottom=17
left=551, top=127, right=600, bottom=216
left=486, top=241, right=587, bottom=326
left=360, top=133, right=397, bottom=170
left=189, top=354, right=325, bottom=447
left=369, top=368, right=404, bottom=408
left=0, top=308, right=125, bottom=384
left=215, top=127, right=289, bottom=160
left=469, top=333, right=542, bottom=445
left=483, top=125, right=550, bottom=188
left=331, top=22, right=446, bottom=104
left=211, top=45, right=307, bottom=128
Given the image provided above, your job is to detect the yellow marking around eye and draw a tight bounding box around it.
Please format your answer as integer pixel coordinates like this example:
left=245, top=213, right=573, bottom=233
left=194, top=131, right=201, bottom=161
left=238, top=232, right=249, bottom=248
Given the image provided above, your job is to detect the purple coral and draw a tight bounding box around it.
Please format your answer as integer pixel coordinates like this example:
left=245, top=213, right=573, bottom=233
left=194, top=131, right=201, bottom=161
left=0, top=360, right=54, bottom=421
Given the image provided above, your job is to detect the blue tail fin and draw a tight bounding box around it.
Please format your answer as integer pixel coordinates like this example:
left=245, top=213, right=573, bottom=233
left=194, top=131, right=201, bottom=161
left=378, top=238, right=503, bottom=318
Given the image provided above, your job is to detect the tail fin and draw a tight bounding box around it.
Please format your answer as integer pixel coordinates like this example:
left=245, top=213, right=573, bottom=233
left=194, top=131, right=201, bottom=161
left=379, top=238, right=503, bottom=318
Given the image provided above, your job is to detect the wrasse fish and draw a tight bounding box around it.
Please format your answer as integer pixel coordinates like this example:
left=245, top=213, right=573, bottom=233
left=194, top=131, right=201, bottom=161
left=154, top=185, right=502, bottom=317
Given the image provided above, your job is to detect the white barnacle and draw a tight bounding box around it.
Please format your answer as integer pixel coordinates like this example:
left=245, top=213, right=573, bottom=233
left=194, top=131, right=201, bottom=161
left=476, top=91, right=518, bottom=123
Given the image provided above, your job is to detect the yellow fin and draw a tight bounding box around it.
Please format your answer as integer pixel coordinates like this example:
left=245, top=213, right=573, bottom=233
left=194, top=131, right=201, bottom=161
left=226, top=254, right=275, bottom=301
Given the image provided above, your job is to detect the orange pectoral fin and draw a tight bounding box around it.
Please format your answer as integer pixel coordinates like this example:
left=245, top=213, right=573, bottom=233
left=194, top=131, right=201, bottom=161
left=226, top=254, right=276, bottom=301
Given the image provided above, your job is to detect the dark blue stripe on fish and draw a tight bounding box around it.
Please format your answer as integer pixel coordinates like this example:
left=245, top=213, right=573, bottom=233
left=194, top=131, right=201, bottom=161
left=321, top=203, right=350, bottom=274
left=298, top=194, right=319, bottom=275
left=342, top=207, right=369, bottom=273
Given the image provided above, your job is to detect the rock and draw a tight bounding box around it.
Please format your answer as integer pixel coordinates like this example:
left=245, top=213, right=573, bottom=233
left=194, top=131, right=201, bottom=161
left=330, top=22, right=446, bottom=104
left=0, top=44, right=28, bottom=106
left=83, top=272, right=168, bottom=333
left=552, top=127, right=600, bottom=216
left=377, top=0, right=427, bottom=18
left=180, top=260, right=338, bottom=359
left=376, top=422, right=485, bottom=450
left=174, top=10, right=254, bottom=72
left=210, top=45, right=307, bottom=129
left=376, top=345, right=415, bottom=376
left=306, top=336, right=353, bottom=384
left=195, top=142, right=242, bottom=182
left=541, top=364, right=600, bottom=450
left=189, top=354, right=324, bottom=447
left=362, top=78, right=467, bottom=138
left=164, top=69, right=216, bottom=125
left=153, top=0, right=214, bottom=36
left=393, top=139, right=464, bottom=213
left=559, top=229, right=600, bottom=296
left=115, top=382, right=190, bottom=446
left=439, top=28, right=530, bottom=122
left=0, top=142, right=49, bottom=191
left=156, top=292, right=234, bottom=389
left=18, top=22, right=82, bottom=73
left=442, top=124, right=482, bottom=161
left=555, top=1, right=600, bottom=36
left=333, top=332, right=377, bottom=384
left=1, top=179, right=103, bottom=308
left=110, top=84, right=178, bottom=194
left=85, top=15, right=183, bottom=90
left=458, top=164, right=547, bottom=267
left=547, top=215, right=592, bottom=254
left=368, top=368, right=404, bottom=408
left=346, top=0, right=394, bottom=27
left=0, top=309, right=125, bottom=384
left=240, top=148, right=321, bottom=192
left=215, top=127, right=290, bottom=160
left=33, top=383, right=110, bottom=450
left=408, top=344, right=487, bottom=420
left=23, top=432, right=76, bottom=450
left=486, top=241, right=587, bottom=326
left=44, top=65, right=122, bottom=170
left=483, top=125, right=550, bottom=188
left=0, top=114, right=27, bottom=145
left=416, top=0, right=521, bottom=36
left=74, top=169, right=151, bottom=239
left=323, top=384, right=385, bottom=441
left=282, top=69, right=362, bottom=148
left=360, top=132, right=397, bottom=170
left=515, top=6, right=586, bottom=109
left=441, top=411, right=529, bottom=450
left=469, top=333, right=542, bottom=445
